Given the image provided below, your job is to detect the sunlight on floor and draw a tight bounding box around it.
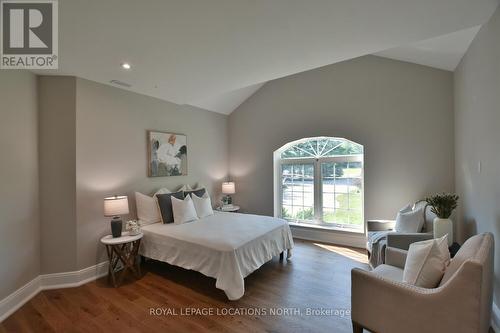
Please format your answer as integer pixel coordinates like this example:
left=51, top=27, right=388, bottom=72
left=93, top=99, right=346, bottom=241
left=313, top=243, right=368, bottom=264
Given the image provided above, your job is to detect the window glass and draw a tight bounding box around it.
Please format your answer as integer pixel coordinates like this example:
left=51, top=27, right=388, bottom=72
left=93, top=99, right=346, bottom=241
left=277, top=137, right=364, bottom=231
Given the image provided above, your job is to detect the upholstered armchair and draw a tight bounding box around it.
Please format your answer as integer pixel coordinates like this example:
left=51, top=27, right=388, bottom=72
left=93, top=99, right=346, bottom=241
left=366, top=200, right=435, bottom=268
left=352, top=233, right=494, bottom=333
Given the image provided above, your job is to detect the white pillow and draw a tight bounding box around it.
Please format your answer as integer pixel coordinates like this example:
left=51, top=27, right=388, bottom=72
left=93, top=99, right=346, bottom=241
left=171, top=195, right=198, bottom=224
left=135, top=192, right=161, bottom=225
left=154, top=187, right=172, bottom=196
left=403, top=235, right=450, bottom=288
left=399, top=203, right=412, bottom=214
left=154, top=185, right=194, bottom=196
left=178, top=184, right=192, bottom=191
left=395, top=204, right=424, bottom=233
left=192, top=193, right=214, bottom=218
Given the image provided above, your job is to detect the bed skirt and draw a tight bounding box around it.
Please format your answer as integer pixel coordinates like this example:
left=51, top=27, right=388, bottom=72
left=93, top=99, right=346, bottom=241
left=140, top=223, right=294, bottom=300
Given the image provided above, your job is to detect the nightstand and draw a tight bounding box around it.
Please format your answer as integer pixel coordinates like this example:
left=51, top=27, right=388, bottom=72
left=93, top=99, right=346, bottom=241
left=100, top=232, right=143, bottom=287
left=216, top=205, right=240, bottom=213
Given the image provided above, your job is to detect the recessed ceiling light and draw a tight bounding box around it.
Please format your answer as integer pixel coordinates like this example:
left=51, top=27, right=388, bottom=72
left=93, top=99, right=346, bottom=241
left=121, top=62, right=131, bottom=70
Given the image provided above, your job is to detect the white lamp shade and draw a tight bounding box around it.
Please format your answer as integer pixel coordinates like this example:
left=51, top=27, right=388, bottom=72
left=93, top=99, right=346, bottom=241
left=222, top=182, right=235, bottom=194
left=104, top=196, right=129, bottom=216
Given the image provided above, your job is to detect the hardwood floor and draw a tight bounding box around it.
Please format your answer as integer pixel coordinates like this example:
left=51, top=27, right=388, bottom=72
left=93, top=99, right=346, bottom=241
left=0, top=240, right=368, bottom=333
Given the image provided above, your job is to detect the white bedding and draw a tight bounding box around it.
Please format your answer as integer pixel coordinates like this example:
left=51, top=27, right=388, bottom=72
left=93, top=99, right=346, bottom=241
left=139, top=211, right=294, bottom=300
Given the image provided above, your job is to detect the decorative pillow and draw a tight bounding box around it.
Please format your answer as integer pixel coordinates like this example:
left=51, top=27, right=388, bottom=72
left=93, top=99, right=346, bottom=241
left=192, top=192, right=214, bottom=218
left=178, top=184, right=192, bottom=191
left=156, top=191, right=184, bottom=223
left=154, top=187, right=173, bottom=196
left=399, top=203, right=412, bottom=214
left=184, top=187, right=206, bottom=198
left=135, top=192, right=161, bottom=225
left=395, top=204, right=424, bottom=233
left=403, top=235, right=450, bottom=288
left=154, top=185, right=193, bottom=197
left=189, top=183, right=206, bottom=189
left=171, top=195, right=198, bottom=224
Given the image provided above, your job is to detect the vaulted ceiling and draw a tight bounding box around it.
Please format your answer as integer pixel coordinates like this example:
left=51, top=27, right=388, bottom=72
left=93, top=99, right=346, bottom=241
left=43, top=0, right=499, bottom=114
left=376, top=26, right=482, bottom=71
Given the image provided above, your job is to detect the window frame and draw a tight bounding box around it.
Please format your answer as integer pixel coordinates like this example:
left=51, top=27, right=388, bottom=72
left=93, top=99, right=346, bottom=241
left=274, top=138, right=364, bottom=233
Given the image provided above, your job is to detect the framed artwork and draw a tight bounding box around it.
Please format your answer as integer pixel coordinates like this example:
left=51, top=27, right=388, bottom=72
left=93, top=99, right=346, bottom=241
left=148, top=131, right=187, bottom=177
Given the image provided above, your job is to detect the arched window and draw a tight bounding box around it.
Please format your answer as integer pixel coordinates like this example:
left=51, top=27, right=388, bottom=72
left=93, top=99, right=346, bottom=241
left=273, top=137, right=364, bottom=232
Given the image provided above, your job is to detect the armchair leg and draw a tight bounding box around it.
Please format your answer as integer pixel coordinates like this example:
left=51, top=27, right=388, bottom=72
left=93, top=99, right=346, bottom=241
left=352, top=321, right=363, bottom=333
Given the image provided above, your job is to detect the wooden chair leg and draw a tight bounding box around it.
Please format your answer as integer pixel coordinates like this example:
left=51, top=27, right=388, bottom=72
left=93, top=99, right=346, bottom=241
left=352, top=321, right=363, bottom=333
left=279, top=252, right=284, bottom=261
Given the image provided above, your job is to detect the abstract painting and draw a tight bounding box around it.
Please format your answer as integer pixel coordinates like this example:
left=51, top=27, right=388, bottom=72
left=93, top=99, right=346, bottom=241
left=148, top=131, right=187, bottom=177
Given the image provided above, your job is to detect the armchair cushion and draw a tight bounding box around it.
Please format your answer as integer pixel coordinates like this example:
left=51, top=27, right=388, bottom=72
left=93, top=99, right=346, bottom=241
left=372, top=264, right=404, bottom=282
left=385, top=246, right=407, bottom=269
left=402, top=235, right=450, bottom=288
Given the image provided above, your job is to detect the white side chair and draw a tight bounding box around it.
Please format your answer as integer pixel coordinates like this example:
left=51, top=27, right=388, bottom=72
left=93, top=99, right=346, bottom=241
left=366, top=201, right=436, bottom=268
left=352, top=233, right=494, bottom=333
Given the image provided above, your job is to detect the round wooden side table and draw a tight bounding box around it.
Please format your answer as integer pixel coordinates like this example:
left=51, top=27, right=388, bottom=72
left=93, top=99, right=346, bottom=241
left=100, top=232, right=143, bottom=287
left=216, top=205, right=240, bottom=213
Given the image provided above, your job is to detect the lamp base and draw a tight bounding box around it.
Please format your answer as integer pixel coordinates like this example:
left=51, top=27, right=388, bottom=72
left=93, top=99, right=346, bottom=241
left=111, top=217, right=123, bottom=238
left=222, top=195, right=233, bottom=205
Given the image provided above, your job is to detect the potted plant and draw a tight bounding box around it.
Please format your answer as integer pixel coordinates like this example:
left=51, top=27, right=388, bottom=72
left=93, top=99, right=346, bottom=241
left=425, top=193, right=459, bottom=246
left=126, top=220, right=141, bottom=236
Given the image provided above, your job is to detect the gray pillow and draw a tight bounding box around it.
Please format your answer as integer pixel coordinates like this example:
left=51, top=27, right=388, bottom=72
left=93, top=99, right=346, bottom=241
left=184, top=187, right=206, bottom=198
left=156, top=191, right=184, bottom=223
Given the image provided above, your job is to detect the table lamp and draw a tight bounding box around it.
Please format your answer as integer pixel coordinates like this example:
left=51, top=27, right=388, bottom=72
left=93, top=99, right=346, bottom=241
left=104, top=195, right=129, bottom=238
left=222, top=182, right=235, bottom=207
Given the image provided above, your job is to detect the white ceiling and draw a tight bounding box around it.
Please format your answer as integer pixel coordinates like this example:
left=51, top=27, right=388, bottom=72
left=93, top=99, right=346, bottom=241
left=193, top=25, right=483, bottom=113
left=375, top=26, right=481, bottom=71
left=40, top=0, right=498, bottom=114
left=189, top=82, right=265, bottom=115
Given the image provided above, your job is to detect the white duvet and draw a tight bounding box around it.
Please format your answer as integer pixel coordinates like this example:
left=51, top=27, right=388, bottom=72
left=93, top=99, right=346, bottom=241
left=139, top=211, right=294, bottom=300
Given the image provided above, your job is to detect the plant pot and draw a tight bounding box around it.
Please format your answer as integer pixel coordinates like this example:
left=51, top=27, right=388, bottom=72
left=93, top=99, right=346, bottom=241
left=129, top=228, right=141, bottom=236
left=433, top=217, right=453, bottom=246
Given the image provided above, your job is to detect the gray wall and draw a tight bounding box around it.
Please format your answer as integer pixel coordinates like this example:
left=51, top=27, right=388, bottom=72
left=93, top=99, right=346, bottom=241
left=2, top=74, right=228, bottom=280
left=0, top=71, right=40, bottom=299
left=75, top=78, right=228, bottom=269
left=229, top=56, right=455, bottom=222
left=38, top=76, right=78, bottom=274
left=454, top=6, right=500, bottom=306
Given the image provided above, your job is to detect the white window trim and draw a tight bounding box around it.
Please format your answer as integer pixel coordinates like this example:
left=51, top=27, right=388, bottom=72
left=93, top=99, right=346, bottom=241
left=273, top=137, right=365, bottom=234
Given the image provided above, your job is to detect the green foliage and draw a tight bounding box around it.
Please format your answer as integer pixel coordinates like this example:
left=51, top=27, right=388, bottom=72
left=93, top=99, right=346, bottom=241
left=323, top=190, right=362, bottom=225
left=334, top=166, right=344, bottom=178
left=282, top=207, right=314, bottom=220
left=322, top=163, right=344, bottom=178
left=296, top=207, right=314, bottom=220
left=323, top=210, right=362, bottom=225
left=425, top=193, right=459, bottom=219
left=281, top=138, right=363, bottom=159
left=282, top=207, right=292, bottom=218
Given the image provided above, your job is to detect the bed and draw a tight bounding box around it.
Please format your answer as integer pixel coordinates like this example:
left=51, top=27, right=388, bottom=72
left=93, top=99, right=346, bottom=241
left=139, top=211, right=294, bottom=300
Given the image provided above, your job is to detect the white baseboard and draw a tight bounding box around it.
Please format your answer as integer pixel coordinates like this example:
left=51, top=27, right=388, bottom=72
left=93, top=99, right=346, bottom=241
left=0, top=261, right=108, bottom=322
left=290, top=225, right=366, bottom=249
left=492, top=302, right=500, bottom=333
left=0, top=277, right=41, bottom=323
left=40, top=261, right=109, bottom=290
